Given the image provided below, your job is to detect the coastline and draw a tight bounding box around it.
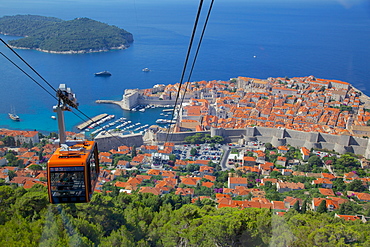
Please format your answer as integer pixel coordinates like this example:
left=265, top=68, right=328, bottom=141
left=351, top=85, right=370, bottom=109
left=8, top=44, right=128, bottom=54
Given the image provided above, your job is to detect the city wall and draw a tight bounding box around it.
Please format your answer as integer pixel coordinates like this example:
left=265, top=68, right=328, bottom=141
left=155, top=131, right=209, bottom=144
left=155, top=126, right=370, bottom=158
left=95, top=133, right=144, bottom=152
left=137, top=98, right=177, bottom=106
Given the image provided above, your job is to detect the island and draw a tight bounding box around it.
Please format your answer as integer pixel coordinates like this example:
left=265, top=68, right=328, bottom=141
left=0, top=15, right=134, bottom=54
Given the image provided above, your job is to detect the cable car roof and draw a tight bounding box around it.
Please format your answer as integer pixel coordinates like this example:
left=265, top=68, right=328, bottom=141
left=48, top=140, right=96, bottom=167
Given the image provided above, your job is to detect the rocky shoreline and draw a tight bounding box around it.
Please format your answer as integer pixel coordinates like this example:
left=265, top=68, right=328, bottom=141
left=8, top=44, right=128, bottom=54
left=351, top=85, right=370, bottom=109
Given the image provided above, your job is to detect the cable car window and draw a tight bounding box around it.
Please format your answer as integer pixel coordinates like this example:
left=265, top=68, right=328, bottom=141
left=49, top=166, right=86, bottom=203
left=90, top=156, right=97, bottom=193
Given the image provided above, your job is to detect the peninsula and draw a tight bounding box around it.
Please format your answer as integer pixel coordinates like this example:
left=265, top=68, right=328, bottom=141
left=96, top=76, right=370, bottom=156
left=0, top=15, right=133, bottom=54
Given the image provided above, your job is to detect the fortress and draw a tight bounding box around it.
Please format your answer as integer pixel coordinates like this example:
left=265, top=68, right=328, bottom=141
left=96, top=88, right=177, bottom=110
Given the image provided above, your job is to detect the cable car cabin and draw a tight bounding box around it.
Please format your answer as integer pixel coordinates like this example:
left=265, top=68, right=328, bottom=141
left=47, top=140, right=100, bottom=204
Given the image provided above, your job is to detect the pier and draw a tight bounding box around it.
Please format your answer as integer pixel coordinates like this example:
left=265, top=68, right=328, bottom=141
left=77, top=113, right=108, bottom=130
left=96, top=100, right=128, bottom=110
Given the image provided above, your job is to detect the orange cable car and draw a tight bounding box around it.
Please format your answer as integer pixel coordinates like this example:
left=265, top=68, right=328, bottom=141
left=47, top=140, right=100, bottom=203
left=47, top=84, right=100, bottom=203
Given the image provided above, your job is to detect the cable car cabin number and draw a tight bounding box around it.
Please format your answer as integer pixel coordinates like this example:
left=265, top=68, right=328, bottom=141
left=47, top=140, right=100, bottom=204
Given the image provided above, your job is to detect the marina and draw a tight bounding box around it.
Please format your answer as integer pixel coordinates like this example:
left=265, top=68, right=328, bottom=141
left=80, top=105, right=179, bottom=137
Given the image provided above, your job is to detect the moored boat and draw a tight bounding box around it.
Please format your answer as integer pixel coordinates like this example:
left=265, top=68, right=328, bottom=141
left=9, top=113, right=20, bottom=121
left=94, top=71, right=112, bottom=76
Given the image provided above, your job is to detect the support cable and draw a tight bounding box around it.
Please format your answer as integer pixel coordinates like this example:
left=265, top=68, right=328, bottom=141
left=0, top=41, right=132, bottom=146
left=0, top=38, right=57, bottom=93
left=164, top=0, right=204, bottom=144
left=166, top=0, right=215, bottom=144
left=0, top=51, right=58, bottom=101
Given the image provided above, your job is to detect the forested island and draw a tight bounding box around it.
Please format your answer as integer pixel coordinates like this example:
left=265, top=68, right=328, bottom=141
left=0, top=15, right=133, bottom=54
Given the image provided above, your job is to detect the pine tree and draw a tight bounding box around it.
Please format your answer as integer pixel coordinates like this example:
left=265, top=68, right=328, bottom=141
left=194, top=198, right=203, bottom=207
left=317, top=200, right=327, bottom=213
left=301, top=200, right=307, bottom=214
left=293, top=200, right=300, bottom=213
left=131, top=145, right=137, bottom=157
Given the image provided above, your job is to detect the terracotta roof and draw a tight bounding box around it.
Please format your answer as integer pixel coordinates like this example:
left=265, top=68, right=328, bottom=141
left=272, top=201, right=286, bottom=210
left=139, top=187, right=161, bottom=195
left=175, top=188, right=194, bottom=196
left=335, top=214, right=361, bottom=221
left=181, top=177, right=198, bottom=186
left=319, top=188, right=335, bottom=196
left=229, top=177, right=248, bottom=185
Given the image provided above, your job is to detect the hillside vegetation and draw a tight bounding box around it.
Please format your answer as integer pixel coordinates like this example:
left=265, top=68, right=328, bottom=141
left=0, top=185, right=369, bottom=247
left=0, top=15, right=133, bottom=53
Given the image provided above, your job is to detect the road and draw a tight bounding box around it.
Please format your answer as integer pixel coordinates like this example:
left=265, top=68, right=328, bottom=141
left=220, top=145, right=231, bottom=171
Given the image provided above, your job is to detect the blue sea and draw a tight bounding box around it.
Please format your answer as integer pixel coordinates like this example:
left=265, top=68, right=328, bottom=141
left=0, top=0, right=370, bottom=133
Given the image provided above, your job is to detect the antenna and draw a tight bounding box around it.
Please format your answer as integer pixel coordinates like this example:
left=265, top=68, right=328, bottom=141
left=53, top=84, right=79, bottom=145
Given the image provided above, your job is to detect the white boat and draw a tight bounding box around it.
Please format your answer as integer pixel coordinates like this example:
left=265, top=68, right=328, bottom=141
left=9, top=107, right=20, bottom=121
left=139, top=108, right=145, bottom=112
left=142, top=68, right=150, bottom=72
left=94, top=71, right=111, bottom=76
left=156, top=119, right=167, bottom=124
left=51, top=116, right=56, bottom=120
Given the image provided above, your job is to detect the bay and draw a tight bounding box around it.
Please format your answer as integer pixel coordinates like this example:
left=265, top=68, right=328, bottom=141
left=0, top=0, right=369, bottom=133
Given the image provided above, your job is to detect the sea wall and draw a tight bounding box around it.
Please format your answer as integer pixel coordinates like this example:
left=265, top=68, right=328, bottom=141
left=138, top=98, right=177, bottom=106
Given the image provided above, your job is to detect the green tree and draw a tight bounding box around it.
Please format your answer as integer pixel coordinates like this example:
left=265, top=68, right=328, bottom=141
left=14, top=191, right=48, bottom=219
left=307, top=155, right=322, bottom=167
left=168, top=154, right=176, bottom=162
left=28, top=164, right=43, bottom=171
left=190, top=148, right=198, bottom=156
left=333, top=178, right=346, bottom=192
left=8, top=170, right=16, bottom=181
left=211, top=135, right=224, bottom=144
left=113, top=154, right=131, bottom=165
left=194, top=198, right=203, bottom=207
left=346, top=179, right=365, bottom=192
left=334, top=154, right=360, bottom=173
left=338, top=201, right=362, bottom=215
left=100, top=225, right=135, bottom=247
left=292, top=200, right=300, bottom=213
left=131, top=145, right=137, bottom=157
left=301, top=200, right=307, bottom=214
left=265, top=143, right=273, bottom=150
left=186, top=164, right=198, bottom=172
left=316, top=200, right=327, bottom=213
left=1, top=136, right=15, bottom=147
left=270, top=170, right=282, bottom=178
